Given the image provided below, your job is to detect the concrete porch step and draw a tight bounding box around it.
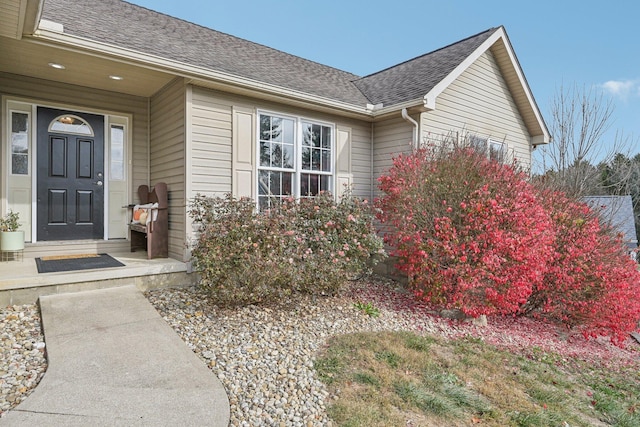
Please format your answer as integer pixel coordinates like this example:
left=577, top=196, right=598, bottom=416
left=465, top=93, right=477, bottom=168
left=0, top=252, right=196, bottom=305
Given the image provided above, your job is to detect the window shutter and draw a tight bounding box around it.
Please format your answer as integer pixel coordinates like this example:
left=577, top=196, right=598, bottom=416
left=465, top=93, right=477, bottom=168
left=232, top=106, right=255, bottom=199
left=335, top=126, right=352, bottom=196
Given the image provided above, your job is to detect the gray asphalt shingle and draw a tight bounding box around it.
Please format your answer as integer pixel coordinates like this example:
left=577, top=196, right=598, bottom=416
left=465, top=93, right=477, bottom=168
left=353, top=28, right=498, bottom=107
left=41, top=0, right=497, bottom=109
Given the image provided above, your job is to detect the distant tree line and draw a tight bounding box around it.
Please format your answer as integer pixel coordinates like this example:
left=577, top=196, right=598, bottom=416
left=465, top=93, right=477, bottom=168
left=534, top=84, right=640, bottom=237
left=535, top=153, right=640, bottom=237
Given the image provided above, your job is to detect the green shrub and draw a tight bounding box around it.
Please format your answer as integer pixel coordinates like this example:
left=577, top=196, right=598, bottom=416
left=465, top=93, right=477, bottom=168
left=189, top=191, right=385, bottom=306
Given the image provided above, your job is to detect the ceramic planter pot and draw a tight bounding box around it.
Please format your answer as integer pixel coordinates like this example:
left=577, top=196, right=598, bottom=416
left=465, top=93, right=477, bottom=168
left=0, top=230, right=25, bottom=252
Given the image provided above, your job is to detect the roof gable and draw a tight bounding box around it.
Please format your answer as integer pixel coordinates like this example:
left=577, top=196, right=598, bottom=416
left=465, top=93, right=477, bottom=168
left=355, top=26, right=549, bottom=144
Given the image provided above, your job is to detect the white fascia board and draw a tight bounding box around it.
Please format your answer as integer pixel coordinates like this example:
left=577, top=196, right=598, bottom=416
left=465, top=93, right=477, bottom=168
left=422, top=27, right=550, bottom=145
left=31, top=28, right=372, bottom=117
left=38, top=19, right=63, bottom=33
left=423, top=29, right=506, bottom=110
left=531, top=134, right=549, bottom=146
left=371, top=98, right=430, bottom=119
left=493, top=28, right=550, bottom=144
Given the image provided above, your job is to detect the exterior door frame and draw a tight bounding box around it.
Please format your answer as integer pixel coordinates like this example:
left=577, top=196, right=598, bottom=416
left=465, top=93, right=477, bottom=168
left=3, top=95, right=133, bottom=244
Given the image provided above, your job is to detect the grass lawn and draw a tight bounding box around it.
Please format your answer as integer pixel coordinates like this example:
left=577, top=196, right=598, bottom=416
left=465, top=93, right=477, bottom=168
left=315, top=330, right=640, bottom=427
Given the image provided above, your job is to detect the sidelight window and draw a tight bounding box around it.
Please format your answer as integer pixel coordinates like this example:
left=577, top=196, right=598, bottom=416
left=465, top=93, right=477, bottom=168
left=10, top=112, right=29, bottom=175
left=109, top=125, right=125, bottom=181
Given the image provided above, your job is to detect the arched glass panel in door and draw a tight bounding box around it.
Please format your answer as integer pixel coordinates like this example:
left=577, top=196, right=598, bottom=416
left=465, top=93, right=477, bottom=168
left=48, top=115, right=94, bottom=136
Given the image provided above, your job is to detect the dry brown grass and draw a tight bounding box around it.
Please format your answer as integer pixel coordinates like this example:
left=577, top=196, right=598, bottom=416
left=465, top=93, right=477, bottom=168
left=315, top=331, right=640, bottom=427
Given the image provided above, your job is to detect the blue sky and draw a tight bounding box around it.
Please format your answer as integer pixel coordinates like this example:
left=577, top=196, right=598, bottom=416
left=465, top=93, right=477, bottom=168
left=129, top=0, right=640, bottom=163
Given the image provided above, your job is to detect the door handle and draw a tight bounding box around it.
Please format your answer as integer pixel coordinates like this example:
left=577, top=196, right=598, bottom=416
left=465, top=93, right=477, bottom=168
left=95, top=180, right=103, bottom=186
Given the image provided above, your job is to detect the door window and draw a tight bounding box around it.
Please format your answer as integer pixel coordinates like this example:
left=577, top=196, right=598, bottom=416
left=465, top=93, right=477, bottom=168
left=49, top=115, right=94, bottom=136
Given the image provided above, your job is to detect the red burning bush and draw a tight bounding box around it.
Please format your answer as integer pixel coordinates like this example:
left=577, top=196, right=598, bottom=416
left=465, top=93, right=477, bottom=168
left=376, top=145, right=640, bottom=344
left=526, top=190, right=640, bottom=345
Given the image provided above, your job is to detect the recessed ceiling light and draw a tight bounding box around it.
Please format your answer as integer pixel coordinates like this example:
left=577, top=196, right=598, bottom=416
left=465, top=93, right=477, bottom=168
left=109, top=75, right=124, bottom=81
left=48, top=62, right=65, bottom=69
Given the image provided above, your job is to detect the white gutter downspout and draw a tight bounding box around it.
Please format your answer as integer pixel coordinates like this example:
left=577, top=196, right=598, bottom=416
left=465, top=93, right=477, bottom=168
left=401, top=108, right=419, bottom=149
left=370, top=121, right=375, bottom=202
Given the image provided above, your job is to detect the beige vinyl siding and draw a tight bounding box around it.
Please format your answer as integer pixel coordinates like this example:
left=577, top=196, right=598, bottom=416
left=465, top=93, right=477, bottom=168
left=372, top=115, right=414, bottom=195
left=420, top=50, right=532, bottom=166
left=190, top=87, right=233, bottom=196
left=350, top=123, right=373, bottom=200
left=0, top=0, right=24, bottom=39
left=149, top=78, right=186, bottom=261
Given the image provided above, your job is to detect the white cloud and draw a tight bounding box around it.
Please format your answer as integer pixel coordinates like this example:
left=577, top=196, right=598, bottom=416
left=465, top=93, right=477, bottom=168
left=601, top=79, right=639, bottom=99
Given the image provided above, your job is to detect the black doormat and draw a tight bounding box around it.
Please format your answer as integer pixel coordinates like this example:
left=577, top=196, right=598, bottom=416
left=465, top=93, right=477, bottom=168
left=35, top=253, right=125, bottom=274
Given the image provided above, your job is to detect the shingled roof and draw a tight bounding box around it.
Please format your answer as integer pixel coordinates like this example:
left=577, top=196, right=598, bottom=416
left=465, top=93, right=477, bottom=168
left=41, top=0, right=369, bottom=106
left=40, top=0, right=502, bottom=110
left=353, top=28, right=499, bottom=107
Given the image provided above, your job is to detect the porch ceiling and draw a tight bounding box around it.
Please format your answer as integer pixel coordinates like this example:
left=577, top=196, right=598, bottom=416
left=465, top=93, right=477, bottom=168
left=1, top=37, right=176, bottom=97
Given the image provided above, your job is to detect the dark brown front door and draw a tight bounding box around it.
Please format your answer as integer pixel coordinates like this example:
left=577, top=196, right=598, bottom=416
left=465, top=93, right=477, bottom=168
left=37, top=107, right=105, bottom=241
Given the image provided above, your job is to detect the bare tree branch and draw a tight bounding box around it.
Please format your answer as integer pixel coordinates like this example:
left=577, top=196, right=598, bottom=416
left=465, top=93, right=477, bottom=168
left=535, top=83, right=636, bottom=197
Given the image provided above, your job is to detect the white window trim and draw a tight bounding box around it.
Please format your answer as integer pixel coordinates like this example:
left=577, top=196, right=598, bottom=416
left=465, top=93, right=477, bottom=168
left=469, top=134, right=509, bottom=163
left=488, top=138, right=506, bottom=162
left=107, top=119, right=128, bottom=182
left=256, top=110, right=335, bottom=208
left=2, top=101, right=34, bottom=242
left=106, top=114, right=131, bottom=240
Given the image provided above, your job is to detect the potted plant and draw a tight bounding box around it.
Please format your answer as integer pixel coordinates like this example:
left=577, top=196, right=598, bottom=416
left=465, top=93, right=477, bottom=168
left=0, top=210, right=24, bottom=252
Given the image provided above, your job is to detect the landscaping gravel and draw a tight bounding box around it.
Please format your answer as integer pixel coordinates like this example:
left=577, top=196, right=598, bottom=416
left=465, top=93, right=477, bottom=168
left=0, top=278, right=451, bottom=425
left=148, top=285, right=464, bottom=426
left=3, top=277, right=637, bottom=425
left=145, top=279, right=456, bottom=427
left=0, top=304, right=47, bottom=416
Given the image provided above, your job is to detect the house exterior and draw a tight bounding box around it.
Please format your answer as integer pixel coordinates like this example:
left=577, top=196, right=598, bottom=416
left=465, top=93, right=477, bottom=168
left=1, top=0, right=550, bottom=262
left=584, top=195, right=639, bottom=252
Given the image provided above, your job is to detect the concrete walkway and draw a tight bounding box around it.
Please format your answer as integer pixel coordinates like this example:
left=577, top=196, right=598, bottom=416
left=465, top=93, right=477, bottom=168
left=1, top=285, right=230, bottom=426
